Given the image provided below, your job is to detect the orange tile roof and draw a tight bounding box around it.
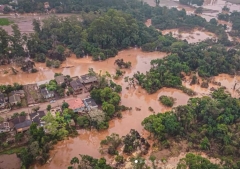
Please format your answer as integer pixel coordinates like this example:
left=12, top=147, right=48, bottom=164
left=66, top=98, right=85, bottom=110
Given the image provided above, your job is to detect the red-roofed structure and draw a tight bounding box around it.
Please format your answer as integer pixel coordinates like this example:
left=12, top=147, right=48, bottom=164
left=66, top=98, right=86, bottom=113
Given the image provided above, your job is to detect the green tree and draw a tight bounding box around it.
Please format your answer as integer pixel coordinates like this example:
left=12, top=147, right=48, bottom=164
left=46, top=104, right=51, bottom=111
left=200, top=137, right=210, bottom=150
left=102, top=102, right=115, bottom=118
left=70, top=157, right=79, bottom=169
left=62, top=102, right=69, bottom=110
left=42, top=112, right=68, bottom=139
left=77, top=116, right=90, bottom=128
left=177, top=153, right=221, bottom=169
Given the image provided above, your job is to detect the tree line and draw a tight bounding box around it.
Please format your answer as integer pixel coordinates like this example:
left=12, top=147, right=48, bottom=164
left=151, top=7, right=230, bottom=45
left=0, top=9, right=159, bottom=66
left=135, top=34, right=240, bottom=94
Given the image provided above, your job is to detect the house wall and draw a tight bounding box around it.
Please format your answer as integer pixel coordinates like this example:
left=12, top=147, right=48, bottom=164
left=10, top=101, right=19, bottom=105
left=0, top=128, right=10, bottom=133
left=44, top=93, right=54, bottom=99
left=73, top=106, right=86, bottom=113
left=16, top=126, right=30, bottom=133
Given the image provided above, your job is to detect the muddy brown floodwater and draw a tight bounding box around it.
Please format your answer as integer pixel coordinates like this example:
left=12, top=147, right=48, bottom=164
left=161, top=28, right=216, bottom=43
left=0, top=154, right=21, bottom=169
left=29, top=49, right=194, bottom=169
left=0, top=49, right=238, bottom=169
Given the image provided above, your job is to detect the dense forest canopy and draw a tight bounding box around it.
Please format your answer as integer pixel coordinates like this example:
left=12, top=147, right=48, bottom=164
left=0, top=9, right=160, bottom=63
left=136, top=37, right=240, bottom=93
left=142, top=88, right=240, bottom=168
left=229, top=11, right=240, bottom=38
left=0, top=0, right=237, bottom=66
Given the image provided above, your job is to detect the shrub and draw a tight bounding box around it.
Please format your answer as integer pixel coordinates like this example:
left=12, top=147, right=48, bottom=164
left=159, top=95, right=174, bottom=107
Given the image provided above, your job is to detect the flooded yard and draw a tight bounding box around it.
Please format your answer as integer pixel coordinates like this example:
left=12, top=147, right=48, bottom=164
left=161, top=28, right=216, bottom=43
left=0, top=1, right=239, bottom=168
left=0, top=48, right=239, bottom=168
left=31, top=49, right=193, bottom=169
left=0, top=154, right=21, bottom=169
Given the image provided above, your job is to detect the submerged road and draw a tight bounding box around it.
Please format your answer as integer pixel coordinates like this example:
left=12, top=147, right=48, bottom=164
left=0, top=92, right=90, bottom=119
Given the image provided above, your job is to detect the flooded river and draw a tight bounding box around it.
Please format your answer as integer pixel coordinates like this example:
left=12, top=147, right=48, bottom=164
left=0, top=154, right=21, bottom=169
left=162, top=28, right=216, bottom=43
left=28, top=49, right=193, bottom=169
left=0, top=1, right=239, bottom=168
left=0, top=48, right=239, bottom=168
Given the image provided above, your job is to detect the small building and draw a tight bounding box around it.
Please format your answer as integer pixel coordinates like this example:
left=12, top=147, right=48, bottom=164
left=80, top=74, right=98, bottom=91
left=83, top=97, right=98, bottom=111
left=66, top=98, right=86, bottom=113
left=10, top=90, right=25, bottom=98
left=9, top=94, right=21, bottom=106
left=80, top=74, right=98, bottom=84
left=0, top=93, right=6, bottom=108
left=9, top=115, right=27, bottom=127
left=14, top=120, right=32, bottom=133
left=29, top=111, right=46, bottom=127
left=9, top=115, right=31, bottom=132
left=40, top=88, right=54, bottom=99
left=0, top=122, right=10, bottom=133
left=70, top=79, right=85, bottom=95
left=55, top=75, right=65, bottom=85
left=23, top=84, right=41, bottom=105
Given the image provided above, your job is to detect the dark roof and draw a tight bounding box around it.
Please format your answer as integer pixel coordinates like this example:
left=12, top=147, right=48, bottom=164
left=10, top=90, right=25, bottom=96
left=14, top=120, right=32, bottom=129
left=29, top=111, right=46, bottom=126
left=70, top=79, right=84, bottom=91
left=55, top=75, right=65, bottom=85
left=41, top=88, right=54, bottom=97
left=83, top=98, right=98, bottom=107
left=9, top=116, right=27, bottom=125
left=0, top=93, right=4, bottom=104
left=9, top=94, right=21, bottom=103
left=80, top=74, right=98, bottom=84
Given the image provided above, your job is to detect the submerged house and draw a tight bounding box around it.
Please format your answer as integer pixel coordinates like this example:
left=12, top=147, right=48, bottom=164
left=14, top=120, right=32, bottom=133
left=70, top=79, right=85, bottom=95
left=10, top=90, right=25, bottom=98
left=40, top=88, right=55, bottom=99
left=80, top=74, right=98, bottom=91
left=66, top=98, right=86, bottom=113
left=30, top=111, right=46, bottom=127
left=23, top=84, right=41, bottom=105
left=0, top=121, right=10, bottom=133
left=83, top=98, right=98, bottom=111
left=9, top=115, right=32, bottom=133
left=9, top=94, right=21, bottom=106
left=55, top=75, right=65, bottom=85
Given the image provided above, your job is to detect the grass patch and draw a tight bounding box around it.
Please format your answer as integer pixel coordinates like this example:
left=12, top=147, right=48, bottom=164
left=0, top=146, right=25, bottom=155
left=0, top=18, right=11, bottom=26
